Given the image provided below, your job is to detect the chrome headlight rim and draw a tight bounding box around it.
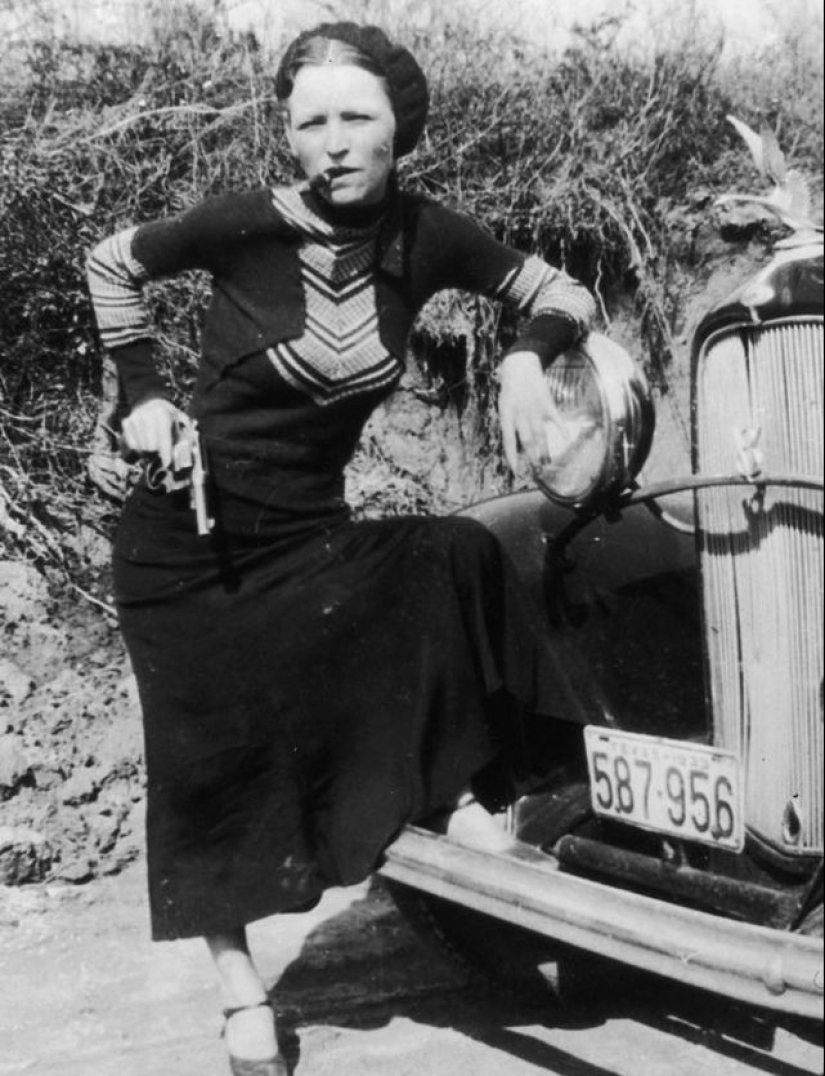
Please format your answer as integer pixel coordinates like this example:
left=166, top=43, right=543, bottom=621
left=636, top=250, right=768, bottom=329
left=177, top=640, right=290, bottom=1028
left=533, top=333, right=655, bottom=510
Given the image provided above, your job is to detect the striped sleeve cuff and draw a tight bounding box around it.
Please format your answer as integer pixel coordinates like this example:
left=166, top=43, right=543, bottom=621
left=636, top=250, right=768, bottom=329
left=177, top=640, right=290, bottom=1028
left=87, top=228, right=171, bottom=407
left=86, top=227, right=153, bottom=350
left=496, top=255, right=596, bottom=360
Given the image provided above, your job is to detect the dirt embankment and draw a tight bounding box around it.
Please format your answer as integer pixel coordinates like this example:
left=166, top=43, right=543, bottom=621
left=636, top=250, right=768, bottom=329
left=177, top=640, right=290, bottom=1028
left=0, top=559, right=142, bottom=884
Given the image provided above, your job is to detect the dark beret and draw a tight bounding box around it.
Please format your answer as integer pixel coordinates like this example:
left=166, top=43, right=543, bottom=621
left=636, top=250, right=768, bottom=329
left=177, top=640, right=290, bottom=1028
left=275, top=22, right=429, bottom=157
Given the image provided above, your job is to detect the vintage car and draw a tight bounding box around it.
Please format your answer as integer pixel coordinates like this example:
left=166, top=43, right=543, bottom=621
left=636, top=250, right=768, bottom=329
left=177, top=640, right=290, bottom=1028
left=379, top=124, right=824, bottom=1026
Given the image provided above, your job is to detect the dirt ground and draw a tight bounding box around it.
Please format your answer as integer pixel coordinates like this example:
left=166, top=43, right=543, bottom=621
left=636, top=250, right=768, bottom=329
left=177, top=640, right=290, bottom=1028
left=1, top=858, right=822, bottom=1076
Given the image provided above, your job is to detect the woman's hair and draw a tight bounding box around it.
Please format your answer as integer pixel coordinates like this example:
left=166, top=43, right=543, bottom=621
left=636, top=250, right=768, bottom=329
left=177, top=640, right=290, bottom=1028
left=275, top=22, right=429, bottom=158
left=278, top=35, right=388, bottom=100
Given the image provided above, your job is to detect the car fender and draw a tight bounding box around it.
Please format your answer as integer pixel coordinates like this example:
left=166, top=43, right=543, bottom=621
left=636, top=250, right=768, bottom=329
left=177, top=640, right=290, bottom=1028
left=458, top=489, right=707, bottom=740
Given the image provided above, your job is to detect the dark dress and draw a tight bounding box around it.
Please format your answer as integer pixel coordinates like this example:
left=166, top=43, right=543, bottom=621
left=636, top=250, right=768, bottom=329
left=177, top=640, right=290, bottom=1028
left=92, top=185, right=593, bottom=941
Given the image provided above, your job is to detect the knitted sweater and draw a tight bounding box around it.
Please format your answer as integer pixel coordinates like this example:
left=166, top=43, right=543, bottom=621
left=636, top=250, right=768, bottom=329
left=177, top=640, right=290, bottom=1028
left=87, top=183, right=596, bottom=514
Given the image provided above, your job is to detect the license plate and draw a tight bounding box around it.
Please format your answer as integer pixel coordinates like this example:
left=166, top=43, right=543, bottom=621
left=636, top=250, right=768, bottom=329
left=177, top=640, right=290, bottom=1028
left=584, top=727, right=744, bottom=851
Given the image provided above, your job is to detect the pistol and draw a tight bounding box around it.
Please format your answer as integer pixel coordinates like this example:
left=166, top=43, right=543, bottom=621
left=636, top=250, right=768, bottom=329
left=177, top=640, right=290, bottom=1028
left=144, top=419, right=214, bottom=536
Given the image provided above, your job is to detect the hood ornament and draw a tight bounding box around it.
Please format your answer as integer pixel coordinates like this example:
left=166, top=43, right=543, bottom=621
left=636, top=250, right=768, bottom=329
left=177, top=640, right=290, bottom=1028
left=714, top=116, right=822, bottom=244
left=734, top=425, right=764, bottom=481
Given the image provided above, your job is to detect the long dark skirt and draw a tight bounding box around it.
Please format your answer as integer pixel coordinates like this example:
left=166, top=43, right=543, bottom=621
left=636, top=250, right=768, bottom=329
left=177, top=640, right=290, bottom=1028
left=114, top=482, right=571, bottom=941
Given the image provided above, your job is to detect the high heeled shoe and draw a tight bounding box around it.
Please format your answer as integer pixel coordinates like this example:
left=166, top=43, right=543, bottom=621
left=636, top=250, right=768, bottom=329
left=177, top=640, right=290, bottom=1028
left=222, top=1000, right=288, bottom=1076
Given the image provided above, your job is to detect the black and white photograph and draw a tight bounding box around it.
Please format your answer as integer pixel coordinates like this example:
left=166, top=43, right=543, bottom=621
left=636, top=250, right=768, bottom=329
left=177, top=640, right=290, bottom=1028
left=1, top=1, right=822, bottom=1072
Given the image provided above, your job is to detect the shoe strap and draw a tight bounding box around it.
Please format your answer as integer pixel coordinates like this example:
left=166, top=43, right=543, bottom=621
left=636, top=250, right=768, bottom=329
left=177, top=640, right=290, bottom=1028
left=223, top=999, right=272, bottom=1022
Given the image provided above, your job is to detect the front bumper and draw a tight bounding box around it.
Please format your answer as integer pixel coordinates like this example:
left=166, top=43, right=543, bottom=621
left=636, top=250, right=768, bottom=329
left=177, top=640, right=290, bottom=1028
left=380, top=826, right=824, bottom=1021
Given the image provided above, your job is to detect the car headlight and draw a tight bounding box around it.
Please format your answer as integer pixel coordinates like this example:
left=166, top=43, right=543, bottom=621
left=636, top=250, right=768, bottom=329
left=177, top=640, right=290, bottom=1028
left=532, top=333, right=654, bottom=509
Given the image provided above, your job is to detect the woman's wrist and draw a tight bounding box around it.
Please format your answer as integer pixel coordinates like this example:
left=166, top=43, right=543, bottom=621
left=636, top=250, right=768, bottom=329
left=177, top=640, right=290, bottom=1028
left=110, top=339, right=169, bottom=408
left=505, top=312, right=578, bottom=368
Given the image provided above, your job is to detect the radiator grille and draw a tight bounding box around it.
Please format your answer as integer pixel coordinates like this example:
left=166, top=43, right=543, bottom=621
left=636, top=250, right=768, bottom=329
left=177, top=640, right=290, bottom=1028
left=695, top=320, right=823, bottom=854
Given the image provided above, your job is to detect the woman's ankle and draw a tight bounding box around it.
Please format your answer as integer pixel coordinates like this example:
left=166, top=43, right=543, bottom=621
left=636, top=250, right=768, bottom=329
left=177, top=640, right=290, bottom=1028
left=206, top=930, right=268, bottom=1010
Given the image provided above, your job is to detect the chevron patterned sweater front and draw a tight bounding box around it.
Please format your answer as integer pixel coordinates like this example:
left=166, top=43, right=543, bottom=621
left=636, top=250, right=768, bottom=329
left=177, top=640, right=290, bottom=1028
left=265, top=187, right=403, bottom=407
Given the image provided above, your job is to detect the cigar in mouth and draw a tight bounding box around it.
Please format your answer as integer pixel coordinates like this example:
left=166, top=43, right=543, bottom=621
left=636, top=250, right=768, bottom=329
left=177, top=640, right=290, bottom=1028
left=309, top=171, right=330, bottom=191
left=310, top=167, right=353, bottom=190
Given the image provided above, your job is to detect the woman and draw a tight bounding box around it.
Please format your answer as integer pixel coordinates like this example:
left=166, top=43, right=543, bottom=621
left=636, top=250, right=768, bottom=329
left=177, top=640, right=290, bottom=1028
left=87, top=22, right=595, bottom=1075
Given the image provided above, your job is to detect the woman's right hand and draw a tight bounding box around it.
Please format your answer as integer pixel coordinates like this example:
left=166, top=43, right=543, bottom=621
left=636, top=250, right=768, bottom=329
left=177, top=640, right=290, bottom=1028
left=121, top=398, right=188, bottom=469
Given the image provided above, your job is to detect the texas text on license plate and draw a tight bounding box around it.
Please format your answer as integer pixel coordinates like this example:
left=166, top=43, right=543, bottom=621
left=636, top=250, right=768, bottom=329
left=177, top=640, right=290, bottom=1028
left=584, top=727, right=745, bottom=851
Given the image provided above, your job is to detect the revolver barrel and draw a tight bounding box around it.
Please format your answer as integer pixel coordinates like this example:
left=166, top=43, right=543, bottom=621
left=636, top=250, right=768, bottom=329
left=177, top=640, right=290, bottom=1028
left=188, top=424, right=214, bottom=536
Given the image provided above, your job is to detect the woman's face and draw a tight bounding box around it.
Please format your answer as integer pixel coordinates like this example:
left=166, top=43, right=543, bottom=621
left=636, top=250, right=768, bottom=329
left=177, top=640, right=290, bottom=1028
left=286, top=64, right=396, bottom=207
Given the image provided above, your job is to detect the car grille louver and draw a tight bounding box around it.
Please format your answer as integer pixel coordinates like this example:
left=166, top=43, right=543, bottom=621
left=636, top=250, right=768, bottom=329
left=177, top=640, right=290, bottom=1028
left=695, top=319, right=824, bottom=855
